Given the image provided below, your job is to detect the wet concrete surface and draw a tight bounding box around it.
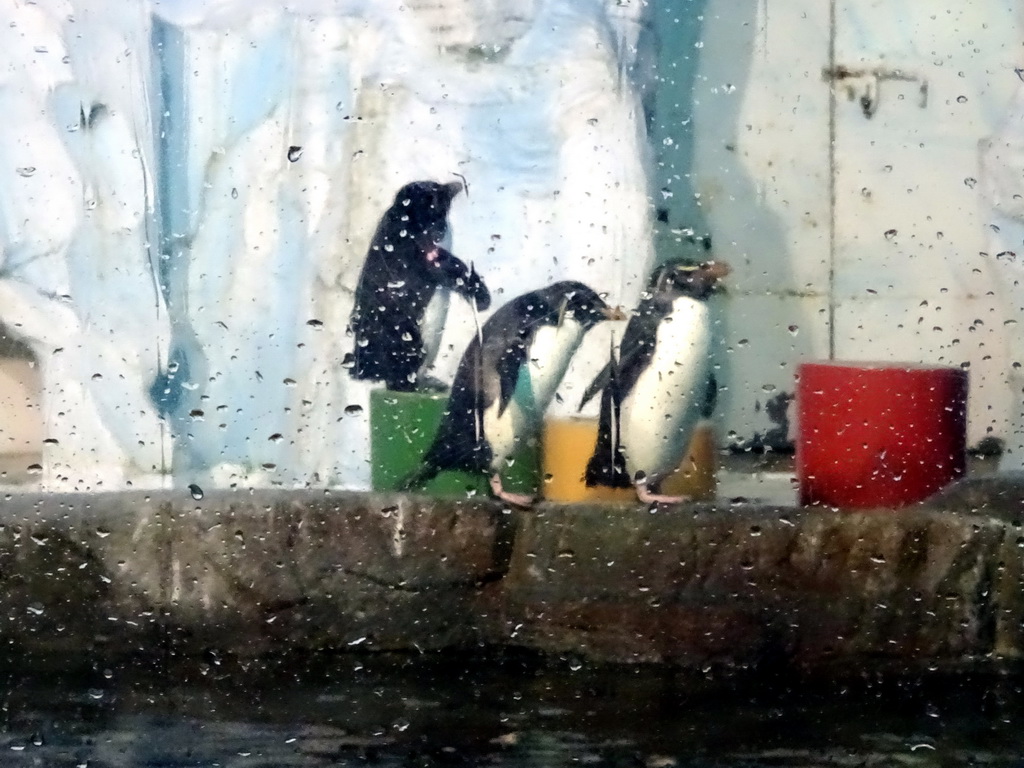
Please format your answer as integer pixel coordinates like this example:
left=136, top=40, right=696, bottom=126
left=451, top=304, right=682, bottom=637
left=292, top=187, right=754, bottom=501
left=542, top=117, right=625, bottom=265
left=0, top=479, right=1021, bottom=668
left=0, top=653, right=1021, bottom=767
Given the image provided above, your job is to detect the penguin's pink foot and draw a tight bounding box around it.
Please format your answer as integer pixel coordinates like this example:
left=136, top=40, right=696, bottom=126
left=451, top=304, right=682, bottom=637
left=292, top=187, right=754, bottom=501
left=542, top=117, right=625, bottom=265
left=489, top=474, right=535, bottom=508
left=634, top=472, right=688, bottom=505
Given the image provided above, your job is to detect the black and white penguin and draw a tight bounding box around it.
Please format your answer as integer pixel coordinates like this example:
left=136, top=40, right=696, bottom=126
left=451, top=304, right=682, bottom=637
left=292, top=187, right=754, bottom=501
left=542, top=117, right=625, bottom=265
left=349, top=180, right=491, bottom=391
left=580, top=259, right=730, bottom=504
left=401, top=281, right=623, bottom=506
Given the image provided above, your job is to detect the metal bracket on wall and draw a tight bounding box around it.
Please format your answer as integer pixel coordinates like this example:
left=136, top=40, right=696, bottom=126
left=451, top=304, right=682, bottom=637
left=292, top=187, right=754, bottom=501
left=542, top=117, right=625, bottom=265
left=822, top=65, right=928, bottom=119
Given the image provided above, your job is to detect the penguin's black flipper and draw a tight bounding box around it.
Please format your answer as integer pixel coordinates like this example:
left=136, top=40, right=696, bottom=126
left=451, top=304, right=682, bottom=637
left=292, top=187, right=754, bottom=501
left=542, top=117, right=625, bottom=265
left=403, top=335, right=498, bottom=484
left=584, top=348, right=630, bottom=488
left=495, top=337, right=529, bottom=417
left=702, top=373, right=718, bottom=419
left=612, top=302, right=666, bottom=401
left=580, top=295, right=668, bottom=412
left=431, top=247, right=491, bottom=310
left=578, top=361, right=613, bottom=412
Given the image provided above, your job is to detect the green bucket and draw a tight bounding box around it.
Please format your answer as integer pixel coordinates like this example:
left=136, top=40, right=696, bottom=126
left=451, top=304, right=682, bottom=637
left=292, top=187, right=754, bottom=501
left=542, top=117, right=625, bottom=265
left=370, top=388, right=540, bottom=498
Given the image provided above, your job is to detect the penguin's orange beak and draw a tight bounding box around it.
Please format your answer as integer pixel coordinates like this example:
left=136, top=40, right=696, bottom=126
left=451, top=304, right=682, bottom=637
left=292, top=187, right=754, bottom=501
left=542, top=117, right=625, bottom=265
left=703, top=260, right=731, bottom=280
left=601, top=305, right=628, bottom=321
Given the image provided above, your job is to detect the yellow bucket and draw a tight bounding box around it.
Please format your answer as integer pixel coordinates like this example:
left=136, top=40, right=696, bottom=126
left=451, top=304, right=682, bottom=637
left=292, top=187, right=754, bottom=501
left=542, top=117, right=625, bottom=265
left=541, top=417, right=717, bottom=503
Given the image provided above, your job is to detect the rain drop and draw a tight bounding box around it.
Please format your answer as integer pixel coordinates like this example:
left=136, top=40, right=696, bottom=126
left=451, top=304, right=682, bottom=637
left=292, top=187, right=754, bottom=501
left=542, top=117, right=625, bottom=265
left=287, top=145, right=303, bottom=162
left=956, top=95, right=968, bottom=103
left=268, top=433, right=284, bottom=443
left=344, top=404, right=364, bottom=416
left=15, top=167, right=36, bottom=178
left=188, top=483, right=204, bottom=500
left=884, top=229, right=897, bottom=240
left=964, top=177, right=977, bottom=188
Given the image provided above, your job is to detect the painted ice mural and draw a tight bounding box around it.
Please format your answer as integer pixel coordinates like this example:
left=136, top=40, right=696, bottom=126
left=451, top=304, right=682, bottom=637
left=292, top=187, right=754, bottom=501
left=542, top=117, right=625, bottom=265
left=0, top=0, right=656, bottom=490
left=0, top=0, right=170, bottom=490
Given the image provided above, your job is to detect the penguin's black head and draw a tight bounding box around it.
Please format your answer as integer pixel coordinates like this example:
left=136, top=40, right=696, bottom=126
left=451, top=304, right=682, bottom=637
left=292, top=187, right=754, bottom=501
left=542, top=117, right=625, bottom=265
left=540, top=281, right=626, bottom=330
left=649, top=259, right=731, bottom=301
left=391, top=180, right=464, bottom=251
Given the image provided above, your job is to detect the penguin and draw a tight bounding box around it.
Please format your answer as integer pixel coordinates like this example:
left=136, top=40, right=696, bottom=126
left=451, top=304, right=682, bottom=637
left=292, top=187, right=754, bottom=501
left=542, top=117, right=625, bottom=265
left=349, top=180, right=491, bottom=391
left=401, top=281, right=624, bottom=507
left=580, top=259, right=730, bottom=504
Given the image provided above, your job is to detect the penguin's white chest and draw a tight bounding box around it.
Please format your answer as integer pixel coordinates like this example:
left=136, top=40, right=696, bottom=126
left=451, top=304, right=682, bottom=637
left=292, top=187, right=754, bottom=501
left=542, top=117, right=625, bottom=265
left=620, top=298, right=713, bottom=484
left=419, top=289, right=451, bottom=369
left=483, top=320, right=585, bottom=470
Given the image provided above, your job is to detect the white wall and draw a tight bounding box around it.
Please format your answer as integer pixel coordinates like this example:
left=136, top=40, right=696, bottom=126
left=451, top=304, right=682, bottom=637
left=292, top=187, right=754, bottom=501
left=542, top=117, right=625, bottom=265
left=685, top=0, right=1021, bottom=448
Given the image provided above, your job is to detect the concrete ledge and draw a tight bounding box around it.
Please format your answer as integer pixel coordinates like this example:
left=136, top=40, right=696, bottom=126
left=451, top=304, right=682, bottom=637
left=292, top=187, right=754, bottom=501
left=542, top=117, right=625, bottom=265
left=0, top=479, right=1019, bottom=670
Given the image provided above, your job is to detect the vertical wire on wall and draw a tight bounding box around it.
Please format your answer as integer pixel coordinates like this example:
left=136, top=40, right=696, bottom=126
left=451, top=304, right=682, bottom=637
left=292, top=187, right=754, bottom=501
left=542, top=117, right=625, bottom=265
left=827, top=0, right=837, bottom=359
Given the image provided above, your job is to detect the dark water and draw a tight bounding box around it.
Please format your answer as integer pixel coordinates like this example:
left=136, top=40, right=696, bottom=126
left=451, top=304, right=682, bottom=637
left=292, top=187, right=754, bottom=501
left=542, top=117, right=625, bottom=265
left=0, top=653, right=1021, bottom=767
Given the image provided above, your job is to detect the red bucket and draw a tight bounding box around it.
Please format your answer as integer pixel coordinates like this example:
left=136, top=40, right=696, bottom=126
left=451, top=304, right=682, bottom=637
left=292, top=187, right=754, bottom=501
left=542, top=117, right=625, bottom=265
left=796, top=361, right=968, bottom=508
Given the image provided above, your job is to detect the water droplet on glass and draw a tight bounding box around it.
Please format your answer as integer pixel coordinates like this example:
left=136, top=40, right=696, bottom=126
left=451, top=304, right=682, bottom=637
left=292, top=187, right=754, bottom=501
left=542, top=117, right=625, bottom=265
left=956, top=95, right=968, bottom=103
left=231, top=187, right=238, bottom=199
left=344, top=404, right=364, bottom=416
left=188, top=483, right=204, bottom=500
left=287, top=145, right=302, bottom=162
left=884, top=229, right=897, bottom=240
left=91, top=373, right=103, bottom=381
left=788, top=325, right=799, bottom=336
left=964, top=177, right=977, bottom=188
left=307, top=318, right=323, bottom=328
left=16, top=167, right=36, bottom=178
left=268, top=433, right=283, bottom=443
left=26, top=464, right=42, bottom=475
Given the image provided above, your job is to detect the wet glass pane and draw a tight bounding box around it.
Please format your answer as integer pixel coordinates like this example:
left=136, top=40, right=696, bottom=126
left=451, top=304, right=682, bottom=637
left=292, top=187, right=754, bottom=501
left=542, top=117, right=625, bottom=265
left=0, top=1, right=1021, bottom=764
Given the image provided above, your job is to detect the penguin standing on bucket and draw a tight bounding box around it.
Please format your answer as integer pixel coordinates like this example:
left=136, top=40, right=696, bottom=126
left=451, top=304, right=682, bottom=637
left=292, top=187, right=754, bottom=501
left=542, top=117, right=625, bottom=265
left=349, top=180, right=490, bottom=391
left=580, top=259, right=729, bottom=504
left=401, top=281, right=624, bottom=507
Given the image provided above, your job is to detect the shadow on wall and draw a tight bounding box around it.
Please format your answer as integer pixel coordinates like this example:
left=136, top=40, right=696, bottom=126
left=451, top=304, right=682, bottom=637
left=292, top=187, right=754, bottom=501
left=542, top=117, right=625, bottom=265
left=660, top=0, right=813, bottom=451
